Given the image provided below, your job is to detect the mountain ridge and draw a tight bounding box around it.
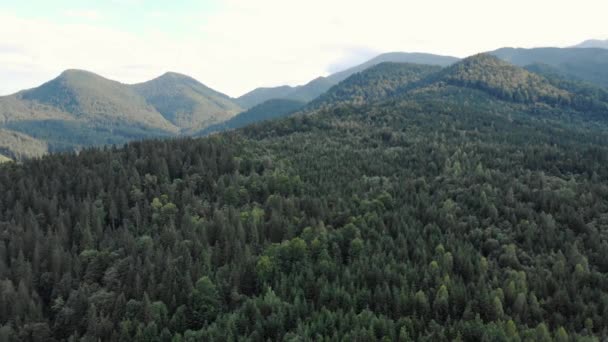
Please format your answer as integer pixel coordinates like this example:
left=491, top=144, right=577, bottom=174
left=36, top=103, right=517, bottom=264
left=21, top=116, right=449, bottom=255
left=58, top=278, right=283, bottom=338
left=133, top=71, right=242, bottom=133
left=0, top=69, right=244, bottom=155
left=573, top=39, right=608, bottom=49
left=490, top=47, right=608, bottom=88
left=236, top=52, right=460, bottom=109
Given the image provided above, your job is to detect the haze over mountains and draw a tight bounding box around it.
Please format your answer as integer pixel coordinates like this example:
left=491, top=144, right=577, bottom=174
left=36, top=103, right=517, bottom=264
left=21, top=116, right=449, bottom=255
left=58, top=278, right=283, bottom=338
left=1, top=41, right=608, bottom=161
left=573, top=39, right=608, bottom=49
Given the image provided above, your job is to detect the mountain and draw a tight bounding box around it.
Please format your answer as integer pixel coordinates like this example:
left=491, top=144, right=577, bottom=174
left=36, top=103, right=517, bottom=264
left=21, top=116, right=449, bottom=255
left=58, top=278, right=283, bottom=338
left=0, top=70, right=179, bottom=152
left=235, top=77, right=334, bottom=109
left=3, top=50, right=608, bottom=340
left=490, top=47, right=608, bottom=88
left=236, top=52, right=459, bottom=108
left=573, top=39, right=608, bottom=49
left=234, top=85, right=296, bottom=109
left=435, top=54, right=570, bottom=103
left=314, top=54, right=608, bottom=118
left=18, top=69, right=177, bottom=131
left=326, top=52, right=459, bottom=84
left=198, top=98, right=304, bottom=135
left=133, top=72, right=242, bottom=133
left=0, top=69, right=243, bottom=153
left=310, top=62, right=442, bottom=108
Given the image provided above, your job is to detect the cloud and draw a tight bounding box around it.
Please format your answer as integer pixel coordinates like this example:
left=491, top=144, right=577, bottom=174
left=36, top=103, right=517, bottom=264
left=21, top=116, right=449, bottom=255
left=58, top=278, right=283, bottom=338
left=1, top=0, right=607, bottom=97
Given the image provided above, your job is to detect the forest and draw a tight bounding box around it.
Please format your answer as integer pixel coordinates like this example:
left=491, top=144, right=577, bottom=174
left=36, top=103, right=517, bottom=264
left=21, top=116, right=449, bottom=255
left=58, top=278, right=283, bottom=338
left=1, top=56, right=608, bottom=341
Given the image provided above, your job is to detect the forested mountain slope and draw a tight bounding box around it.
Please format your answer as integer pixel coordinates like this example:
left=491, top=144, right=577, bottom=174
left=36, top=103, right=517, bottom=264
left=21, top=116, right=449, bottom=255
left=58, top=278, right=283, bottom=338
left=491, top=47, right=608, bottom=88
left=0, top=129, right=47, bottom=160
left=236, top=52, right=459, bottom=109
left=0, top=70, right=242, bottom=155
left=16, top=70, right=177, bottom=131
left=133, top=72, right=242, bottom=133
left=198, top=98, right=304, bottom=136
left=1, top=53, right=608, bottom=341
left=310, top=62, right=441, bottom=108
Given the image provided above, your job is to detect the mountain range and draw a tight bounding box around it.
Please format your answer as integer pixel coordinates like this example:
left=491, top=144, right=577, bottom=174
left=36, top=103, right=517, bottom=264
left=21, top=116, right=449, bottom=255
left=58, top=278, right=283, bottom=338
left=235, top=52, right=459, bottom=109
left=2, top=42, right=608, bottom=161
left=4, top=42, right=608, bottom=340
left=0, top=70, right=242, bottom=155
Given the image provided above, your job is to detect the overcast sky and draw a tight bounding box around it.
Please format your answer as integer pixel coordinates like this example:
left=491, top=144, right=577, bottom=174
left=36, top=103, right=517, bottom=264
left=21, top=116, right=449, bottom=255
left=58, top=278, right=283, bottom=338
left=1, top=0, right=607, bottom=97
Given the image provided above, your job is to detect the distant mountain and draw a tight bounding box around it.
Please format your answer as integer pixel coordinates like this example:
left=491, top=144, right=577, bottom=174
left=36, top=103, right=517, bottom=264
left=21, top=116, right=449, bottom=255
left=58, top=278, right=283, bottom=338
left=18, top=69, right=177, bottom=131
left=0, top=69, right=242, bottom=153
left=310, top=62, right=441, bottom=108
left=573, top=39, right=608, bottom=49
left=235, top=77, right=333, bottom=109
left=236, top=52, right=459, bottom=109
left=326, top=52, right=459, bottom=84
left=133, top=72, right=241, bottom=133
left=234, top=86, right=295, bottom=109
left=199, top=98, right=305, bottom=136
left=490, top=47, right=608, bottom=88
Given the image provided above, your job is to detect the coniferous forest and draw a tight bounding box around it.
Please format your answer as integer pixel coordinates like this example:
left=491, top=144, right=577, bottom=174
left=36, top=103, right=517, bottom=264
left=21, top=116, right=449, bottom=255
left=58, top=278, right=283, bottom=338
left=1, top=55, right=608, bottom=341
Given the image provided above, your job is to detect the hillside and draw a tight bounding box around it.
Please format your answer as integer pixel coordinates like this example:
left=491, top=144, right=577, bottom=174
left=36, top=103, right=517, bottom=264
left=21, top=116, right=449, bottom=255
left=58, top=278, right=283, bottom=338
left=198, top=98, right=304, bottom=135
left=234, top=85, right=295, bottom=109
left=0, top=128, right=47, bottom=160
left=236, top=52, right=459, bottom=109
left=490, top=47, right=608, bottom=88
left=310, top=62, right=441, bottom=107
left=235, top=77, right=334, bottom=109
left=436, top=54, right=570, bottom=104
left=133, top=72, right=242, bottom=133
left=315, top=54, right=608, bottom=118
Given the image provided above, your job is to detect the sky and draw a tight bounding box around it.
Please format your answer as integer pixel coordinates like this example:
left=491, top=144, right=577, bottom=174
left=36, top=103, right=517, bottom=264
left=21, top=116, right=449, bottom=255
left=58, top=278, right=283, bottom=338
left=0, top=0, right=607, bottom=97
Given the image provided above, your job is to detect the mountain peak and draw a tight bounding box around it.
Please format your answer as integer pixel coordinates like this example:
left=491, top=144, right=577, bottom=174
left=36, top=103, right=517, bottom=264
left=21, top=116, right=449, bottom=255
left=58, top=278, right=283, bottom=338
left=56, top=69, right=109, bottom=83
left=157, top=71, right=196, bottom=81
left=437, top=53, right=570, bottom=104
left=132, top=72, right=241, bottom=132
left=59, top=68, right=95, bottom=76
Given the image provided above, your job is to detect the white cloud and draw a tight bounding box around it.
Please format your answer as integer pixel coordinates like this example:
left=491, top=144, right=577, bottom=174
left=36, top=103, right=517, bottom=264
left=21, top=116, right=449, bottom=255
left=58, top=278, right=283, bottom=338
left=1, top=0, right=607, bottom=97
